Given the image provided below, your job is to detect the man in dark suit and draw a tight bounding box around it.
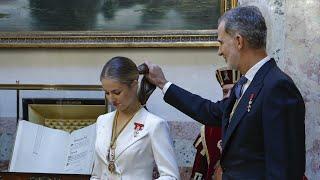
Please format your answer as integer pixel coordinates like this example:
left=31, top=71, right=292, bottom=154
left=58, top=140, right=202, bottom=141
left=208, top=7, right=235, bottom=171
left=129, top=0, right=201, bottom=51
left=191, top=67, right=241, bottom=180
left=145, top=5, right=306, bottom=180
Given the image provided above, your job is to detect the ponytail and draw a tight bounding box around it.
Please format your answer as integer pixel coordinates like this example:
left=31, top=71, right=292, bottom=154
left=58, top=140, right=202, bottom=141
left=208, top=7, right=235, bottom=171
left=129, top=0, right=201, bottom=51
left=137, top=63, right=156, bottom=110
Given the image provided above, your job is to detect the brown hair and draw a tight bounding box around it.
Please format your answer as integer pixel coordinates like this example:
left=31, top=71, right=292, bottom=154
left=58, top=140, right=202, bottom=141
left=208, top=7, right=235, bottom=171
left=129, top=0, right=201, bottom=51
left=100, top=56, right=155, bottom=108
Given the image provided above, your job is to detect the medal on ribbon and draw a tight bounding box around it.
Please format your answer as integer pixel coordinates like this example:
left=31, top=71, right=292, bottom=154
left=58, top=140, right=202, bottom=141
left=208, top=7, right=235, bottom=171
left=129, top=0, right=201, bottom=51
left=247, top=93, right=255, bottom=112
left=108, top=162, right=116, bottom=173
left=106, top=108, right=141, bottom=174
left=134, top=122, right=144, bottom=137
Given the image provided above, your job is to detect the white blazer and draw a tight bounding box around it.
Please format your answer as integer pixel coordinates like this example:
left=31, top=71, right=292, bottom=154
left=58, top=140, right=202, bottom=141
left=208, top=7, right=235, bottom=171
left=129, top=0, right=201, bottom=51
left=90, top=108, right=180, bottom=180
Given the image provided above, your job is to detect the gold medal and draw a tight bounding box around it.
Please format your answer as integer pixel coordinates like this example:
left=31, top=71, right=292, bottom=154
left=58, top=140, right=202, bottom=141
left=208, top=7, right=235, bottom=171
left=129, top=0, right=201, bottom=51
left=108, top=147, right=116, bottom=173
left=108, top=161, right=116, bottom=173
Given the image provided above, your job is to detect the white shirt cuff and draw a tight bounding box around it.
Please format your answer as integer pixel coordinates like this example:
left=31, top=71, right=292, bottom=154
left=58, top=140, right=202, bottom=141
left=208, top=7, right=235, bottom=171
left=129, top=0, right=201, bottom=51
left=162, top=82, right=172, bottom=95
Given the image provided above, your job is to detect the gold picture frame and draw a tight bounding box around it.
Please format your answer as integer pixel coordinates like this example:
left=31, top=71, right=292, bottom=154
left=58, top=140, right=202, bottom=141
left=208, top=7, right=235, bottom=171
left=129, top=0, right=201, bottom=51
left=0, top=0, right=237, bottom=48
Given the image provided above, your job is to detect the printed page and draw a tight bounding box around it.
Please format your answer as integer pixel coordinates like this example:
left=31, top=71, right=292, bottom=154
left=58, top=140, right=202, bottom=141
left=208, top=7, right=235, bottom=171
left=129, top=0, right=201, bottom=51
left=9, top=120, right=69, bottom=173
left=64, top=123, right=96, bottom=174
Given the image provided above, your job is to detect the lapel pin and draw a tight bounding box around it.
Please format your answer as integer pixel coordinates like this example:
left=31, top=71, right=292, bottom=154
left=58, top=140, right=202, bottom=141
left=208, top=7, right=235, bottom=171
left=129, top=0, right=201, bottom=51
left=134, top=122, right=144, bottom=137
left=247, top=93, right=255, bottom=112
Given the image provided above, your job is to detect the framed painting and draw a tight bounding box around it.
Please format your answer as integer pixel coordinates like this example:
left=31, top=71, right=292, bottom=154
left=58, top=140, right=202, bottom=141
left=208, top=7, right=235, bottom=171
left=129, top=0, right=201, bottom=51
left=0, top=0, right=237, bottom=48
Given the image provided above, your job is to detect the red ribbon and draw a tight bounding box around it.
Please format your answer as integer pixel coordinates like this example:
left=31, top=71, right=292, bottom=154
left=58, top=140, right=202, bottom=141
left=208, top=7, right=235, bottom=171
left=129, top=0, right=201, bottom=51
left=134, top=122, right=144, bottom=131
left=249, top=93, right=255, bottom=100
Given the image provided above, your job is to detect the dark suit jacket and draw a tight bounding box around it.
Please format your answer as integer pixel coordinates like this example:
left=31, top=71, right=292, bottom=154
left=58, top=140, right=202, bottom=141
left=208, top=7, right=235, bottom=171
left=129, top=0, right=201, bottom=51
left=164, top=59, right=305, bottom=180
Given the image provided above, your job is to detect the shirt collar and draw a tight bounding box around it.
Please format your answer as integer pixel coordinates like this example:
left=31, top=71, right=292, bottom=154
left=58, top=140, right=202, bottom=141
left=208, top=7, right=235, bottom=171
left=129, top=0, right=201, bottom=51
left=244, top=56, right=270, bottom=82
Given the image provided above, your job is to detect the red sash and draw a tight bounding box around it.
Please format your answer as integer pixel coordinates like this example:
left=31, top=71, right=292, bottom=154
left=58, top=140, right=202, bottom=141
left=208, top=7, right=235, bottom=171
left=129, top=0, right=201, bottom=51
left=191, top=126, right=221, bottom=180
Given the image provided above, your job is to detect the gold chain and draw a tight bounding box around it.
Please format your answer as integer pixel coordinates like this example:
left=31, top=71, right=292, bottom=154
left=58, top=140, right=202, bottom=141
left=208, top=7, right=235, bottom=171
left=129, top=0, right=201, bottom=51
left=110, top=108, right=140, bottom=148
left=107, top=107, right=141, bottom=174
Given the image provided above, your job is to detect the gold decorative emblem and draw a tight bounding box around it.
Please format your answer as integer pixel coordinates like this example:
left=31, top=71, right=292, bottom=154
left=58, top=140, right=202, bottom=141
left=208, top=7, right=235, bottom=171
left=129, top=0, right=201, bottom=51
left=107, top=147, right=116, bottom=173
left=108, top=161, right=116, bottom=173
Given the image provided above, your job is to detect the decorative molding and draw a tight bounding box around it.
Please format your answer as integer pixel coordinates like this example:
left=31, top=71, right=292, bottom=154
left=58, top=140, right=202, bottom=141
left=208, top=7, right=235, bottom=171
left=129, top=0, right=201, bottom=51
left=0, top=30, right=219, bottom=48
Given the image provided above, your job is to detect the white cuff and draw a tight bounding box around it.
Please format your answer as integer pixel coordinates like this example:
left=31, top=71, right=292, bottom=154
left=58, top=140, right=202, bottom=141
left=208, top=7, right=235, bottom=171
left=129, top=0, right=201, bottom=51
left=162, top=82, right=172, bottom=95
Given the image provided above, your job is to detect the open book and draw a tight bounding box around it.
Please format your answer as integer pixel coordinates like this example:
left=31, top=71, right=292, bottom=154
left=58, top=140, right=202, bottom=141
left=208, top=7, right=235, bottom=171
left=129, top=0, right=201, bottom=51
left=9, top=120, right=96, bottom=174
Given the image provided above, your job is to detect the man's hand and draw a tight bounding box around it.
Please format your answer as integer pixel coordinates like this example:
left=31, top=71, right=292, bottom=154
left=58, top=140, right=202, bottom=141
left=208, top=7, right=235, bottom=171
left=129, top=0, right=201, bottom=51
left=144, top=61, right=168, bottom=89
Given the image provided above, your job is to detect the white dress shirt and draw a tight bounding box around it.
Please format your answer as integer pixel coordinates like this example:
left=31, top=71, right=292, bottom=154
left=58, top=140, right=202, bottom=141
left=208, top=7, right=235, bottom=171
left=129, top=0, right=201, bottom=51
left=242, top=56, right=270, bottom=95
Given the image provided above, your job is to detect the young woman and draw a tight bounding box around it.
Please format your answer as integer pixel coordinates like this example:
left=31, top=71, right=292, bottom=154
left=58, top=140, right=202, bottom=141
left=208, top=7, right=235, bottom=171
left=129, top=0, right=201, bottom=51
left=90, top=56, right=180, bottom=180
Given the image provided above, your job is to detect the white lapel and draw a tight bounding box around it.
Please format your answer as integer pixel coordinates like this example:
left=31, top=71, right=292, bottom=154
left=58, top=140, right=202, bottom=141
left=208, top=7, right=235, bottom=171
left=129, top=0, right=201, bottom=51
left=115, top=108, right=149, bottom=159
left=95, top=111, right=116, bottom=165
